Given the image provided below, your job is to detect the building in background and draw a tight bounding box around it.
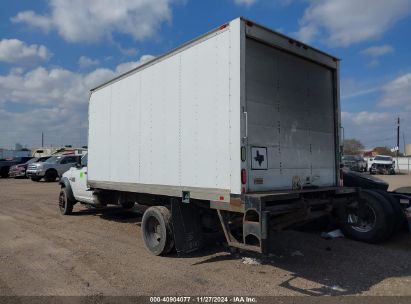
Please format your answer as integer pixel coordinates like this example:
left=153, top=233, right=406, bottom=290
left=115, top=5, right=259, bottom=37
left=0, top=148, right=31, bottom=159
left=406, top=144, right=411, bottom=156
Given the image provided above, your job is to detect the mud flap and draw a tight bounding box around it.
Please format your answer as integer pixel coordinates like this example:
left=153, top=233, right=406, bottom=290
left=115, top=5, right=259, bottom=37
left=171, top=198, right=203, bottom=255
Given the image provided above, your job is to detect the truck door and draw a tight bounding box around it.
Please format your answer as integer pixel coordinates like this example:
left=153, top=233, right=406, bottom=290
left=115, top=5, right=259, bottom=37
left=71, top=155, right=93, bottom=203
left=245, top=38, right=336, bottom=192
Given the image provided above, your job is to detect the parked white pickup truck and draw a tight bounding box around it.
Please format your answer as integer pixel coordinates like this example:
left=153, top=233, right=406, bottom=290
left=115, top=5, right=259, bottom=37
left=368, top=155, right=395, bottom=175
left=60, top=154, right=135, bottom=213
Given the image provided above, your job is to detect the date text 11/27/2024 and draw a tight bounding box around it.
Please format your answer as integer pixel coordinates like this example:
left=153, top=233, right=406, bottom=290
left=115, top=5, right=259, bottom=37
left=149, top=296, right=257, bottom=303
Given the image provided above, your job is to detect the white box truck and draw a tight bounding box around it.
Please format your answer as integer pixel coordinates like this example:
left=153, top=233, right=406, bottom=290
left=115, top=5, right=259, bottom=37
left=59, top=18, right=400, bottom=255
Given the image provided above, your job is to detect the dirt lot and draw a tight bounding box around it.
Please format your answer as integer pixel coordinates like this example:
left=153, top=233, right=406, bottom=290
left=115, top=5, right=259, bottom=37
left=378, top=173, right=411, bottom=191
left=1, top=176, right=411, bottom=297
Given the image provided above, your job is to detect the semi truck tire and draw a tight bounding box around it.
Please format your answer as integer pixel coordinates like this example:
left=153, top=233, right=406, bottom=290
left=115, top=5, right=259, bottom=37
left=372, top=189, right=405, bottom=234
left=339, top=190, right=395, bottom=243
left=0, top=167, right=9, bottom=178
left=59, top=188, right=75, bottom=215
left=342, top=169, right=388, bottom=191
left=141, top=206, right=174, bottom=256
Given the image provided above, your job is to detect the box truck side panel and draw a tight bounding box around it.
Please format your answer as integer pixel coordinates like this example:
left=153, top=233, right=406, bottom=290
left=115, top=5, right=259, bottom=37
left=110, top=73, right=141, bottom=182
left=179, top=31, right=231, bottom=189
left=88, top=87, right=112, bottom=182
left=138, top=57, right=180, bottom=186
left=245, top=38, right=336, bottom=191
left=88, top=27, right=237, bottom=201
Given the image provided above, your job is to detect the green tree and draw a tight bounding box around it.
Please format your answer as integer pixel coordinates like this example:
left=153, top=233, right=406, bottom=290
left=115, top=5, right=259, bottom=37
left=343, top=139, right=364, bottom=155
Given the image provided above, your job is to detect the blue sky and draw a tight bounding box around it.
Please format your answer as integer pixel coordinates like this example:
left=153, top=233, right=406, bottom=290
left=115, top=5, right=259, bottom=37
left=0, top=0, right=410, bottom=150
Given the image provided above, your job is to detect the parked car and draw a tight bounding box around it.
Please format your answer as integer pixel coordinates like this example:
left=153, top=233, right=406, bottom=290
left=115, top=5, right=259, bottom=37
left=9, top=156, right=50, bottom=178
left=0, top=156, right=33, bottom=178
left=368, top=155, right=395, bottom=175
left=342, top=155, right=367, bottom=172
left=26, top=155, right=81, bottom=182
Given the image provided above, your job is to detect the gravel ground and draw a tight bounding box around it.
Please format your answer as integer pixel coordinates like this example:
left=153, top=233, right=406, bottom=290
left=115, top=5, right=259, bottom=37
left=377, top=173, right=411, bottom=191
left=1, top=177, right=411, bottom=297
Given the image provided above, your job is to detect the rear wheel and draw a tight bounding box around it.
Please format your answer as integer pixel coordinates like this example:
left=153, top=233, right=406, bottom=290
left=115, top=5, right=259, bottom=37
left=45, top=169, right=58, bottom=182
left=372, top=189, right=405, bottom=234
left=339, top=190, right=395, bottom=243
left=59, top=188, right=75, bottom=215
left=141, top=206, right=174, bottom=256
left=0, top=167, right=9, bottom=178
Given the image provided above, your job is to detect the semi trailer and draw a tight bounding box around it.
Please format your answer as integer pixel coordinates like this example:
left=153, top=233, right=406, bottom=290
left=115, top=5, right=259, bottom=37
left=59, top=18, right=407, bottom=256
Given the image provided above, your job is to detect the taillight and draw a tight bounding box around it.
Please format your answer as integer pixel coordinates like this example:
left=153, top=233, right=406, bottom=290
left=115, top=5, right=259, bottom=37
left=241, top=169, right=247, bottom=185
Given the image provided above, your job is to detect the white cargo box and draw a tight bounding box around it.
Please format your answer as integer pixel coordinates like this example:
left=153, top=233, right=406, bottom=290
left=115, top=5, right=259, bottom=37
left=88, top=18, right=340, bottom=203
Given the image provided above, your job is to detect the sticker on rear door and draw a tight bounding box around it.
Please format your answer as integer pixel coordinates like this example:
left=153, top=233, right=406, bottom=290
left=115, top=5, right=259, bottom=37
left=251, top=147, right=268, bottom=170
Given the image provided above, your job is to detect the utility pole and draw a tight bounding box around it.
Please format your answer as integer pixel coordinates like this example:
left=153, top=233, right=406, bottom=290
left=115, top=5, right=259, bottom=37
left=396, top=117, right=400, bottom=173
left=41, top=132, right=44, bottom=147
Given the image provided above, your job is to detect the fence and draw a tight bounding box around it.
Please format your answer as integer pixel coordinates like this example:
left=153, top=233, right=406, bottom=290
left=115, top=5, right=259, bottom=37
left=396, top=157, right=411, bottom=173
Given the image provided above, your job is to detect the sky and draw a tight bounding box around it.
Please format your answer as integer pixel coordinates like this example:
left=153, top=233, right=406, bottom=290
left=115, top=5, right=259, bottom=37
left=0, top=0, right=410, bottom=151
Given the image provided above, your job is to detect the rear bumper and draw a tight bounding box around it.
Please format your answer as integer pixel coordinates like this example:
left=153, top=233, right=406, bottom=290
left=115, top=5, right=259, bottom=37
left=212, top=187, right=359, bottom=253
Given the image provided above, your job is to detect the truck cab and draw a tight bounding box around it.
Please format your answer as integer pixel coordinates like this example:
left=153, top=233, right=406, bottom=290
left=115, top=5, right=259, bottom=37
left=59, top=153, right=136, bottom=213
left=62, top=154, right=93, bottom=204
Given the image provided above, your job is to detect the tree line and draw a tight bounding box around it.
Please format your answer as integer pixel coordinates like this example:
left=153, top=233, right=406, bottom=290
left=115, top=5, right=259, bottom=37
left=343, top=139, right=404, bottom=156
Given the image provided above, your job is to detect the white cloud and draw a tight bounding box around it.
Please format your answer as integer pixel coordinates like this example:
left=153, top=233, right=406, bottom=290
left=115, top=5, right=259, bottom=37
left=233, top=0, right=294, bottom=7
left=295, top=0, right=411, bottom=46
left=0, top=106, right=88, bottom=149
left=233, top=0, right=258, bottom=6
left=78, top=56, right=99, bottom=68
left=342, top=111, right=410, bottom=148
left=379, top=73, right=411, bottom=109
left=361, top=45, right=394, bottom=58
left=360, top=45, right=394, bottom=67
left=0, top=39, right=51, bottom=64
left=342, top=111, right=392, bottom=126
left=11, top=11, right=52, bottom=32
left=12, top=0, right=177, bottom=43
left=0, top=54, right=154, bottom=107
left=0, top=54, right=154, bottom=148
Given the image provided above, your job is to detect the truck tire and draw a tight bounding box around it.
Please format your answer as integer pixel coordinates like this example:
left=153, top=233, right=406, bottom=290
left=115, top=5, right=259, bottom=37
left=45, top=169, right=58, bottom=182
left=342, top=169, right=388, bottom=191
left=59, top=188, right=75, bottom=215
left=339, top=190, right=395, bottom=243
left=141, top=206, right=174, bottom=256
left=31, top=177, right=41, bottom=182
left=121, top=201, right=135, bottom=209
left=0, top=167, right=9, bottom=178
left=372, top=189, right=405, bottom=234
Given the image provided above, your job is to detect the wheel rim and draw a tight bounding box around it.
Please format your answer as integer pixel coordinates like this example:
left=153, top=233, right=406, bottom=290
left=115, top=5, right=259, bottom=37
left=145, top=216, right=162, bottom=248
left=59, top=192, right=66, bottom=211
left=347, top=204, right=377, bottom=233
